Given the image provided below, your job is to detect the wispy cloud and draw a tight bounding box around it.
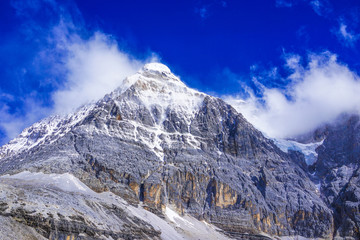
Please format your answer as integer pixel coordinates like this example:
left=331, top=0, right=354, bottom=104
left=195, top=0, right=227, bottom=20
left=334, top=22, right=359, bottom=47
left=275, top=0, right=360, bottom=47
left=11, top=0, right=56, bottom=16
left=196, top=7, right=208, bottom=19
left=275, top=0, right=332, bottom=17
left=275, top=0, right=293, bottom=8
left=309, top=0, right=331, bottom=17
left=224, top=52, right=360, bottom=139
left=48, top=23, right=146, bottom=114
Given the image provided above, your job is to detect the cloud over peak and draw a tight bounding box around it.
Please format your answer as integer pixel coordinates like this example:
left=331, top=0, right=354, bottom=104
left=0, top=0, right=155, bottom=144
left=51, top=31, right=144, bottom=114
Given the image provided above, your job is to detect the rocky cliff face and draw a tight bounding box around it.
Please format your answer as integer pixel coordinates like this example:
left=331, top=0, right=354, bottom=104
left=311, top=115, right=360, bottom=239
left=0, top=63, right=348, bottom=239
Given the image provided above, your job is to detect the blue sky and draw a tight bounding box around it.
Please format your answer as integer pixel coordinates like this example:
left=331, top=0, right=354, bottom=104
left=1, top=0, right=360, bottom=144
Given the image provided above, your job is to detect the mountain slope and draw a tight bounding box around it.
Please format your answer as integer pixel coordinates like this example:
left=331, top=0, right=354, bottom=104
left=1, top=170, right=233, bottom=240
left=0, top=63, right=333, bottom=239
left=312, top=115, right=360, bottom=239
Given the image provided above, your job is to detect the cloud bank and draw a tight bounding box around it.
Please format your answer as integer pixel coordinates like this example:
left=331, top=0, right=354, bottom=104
left=50, top=30, right=144, bottom=114
left=225, top=52, right=360, bottom=139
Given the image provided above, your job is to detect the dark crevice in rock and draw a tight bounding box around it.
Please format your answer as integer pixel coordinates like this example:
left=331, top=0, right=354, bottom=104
left=139, top=183, right=145, bottom=202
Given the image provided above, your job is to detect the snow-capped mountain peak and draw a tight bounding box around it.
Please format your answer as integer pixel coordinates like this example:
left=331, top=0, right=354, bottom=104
left=142, top=62, right=172, bottom=75
left=106, top=63, right=206, bottom=160
left=138, top=62, right=184, bottom=86
left=0, top=62, right=205, bottom=159
left=130, top=63, right=205, bottom=117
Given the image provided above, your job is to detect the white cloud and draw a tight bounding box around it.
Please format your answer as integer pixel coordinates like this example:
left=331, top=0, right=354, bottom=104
left=334, top=22, right=359, bottom=47
left=225, top=52, right=360, bottom=139
left=0, top=0, right=155, bottom=144
left=50, top=30, right=145, bottom=114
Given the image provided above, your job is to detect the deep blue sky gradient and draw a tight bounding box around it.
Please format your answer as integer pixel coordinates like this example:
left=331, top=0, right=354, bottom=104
left=74, top=0, right=360, bottom=91
left=1, top=0, right=360, bottom=143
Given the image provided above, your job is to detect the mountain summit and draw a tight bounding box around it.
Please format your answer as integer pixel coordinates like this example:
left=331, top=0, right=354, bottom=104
left=142, top=62, right=172, bottom=74
left=0, top=63, right=355, bottom=239
left=1, top=62, right=203, bottom=160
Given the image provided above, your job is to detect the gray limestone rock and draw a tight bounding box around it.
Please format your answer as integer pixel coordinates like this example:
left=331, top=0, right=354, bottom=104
left=313, top=115, right=360, bottom=239
left=0, top=63, right=338, bottom=239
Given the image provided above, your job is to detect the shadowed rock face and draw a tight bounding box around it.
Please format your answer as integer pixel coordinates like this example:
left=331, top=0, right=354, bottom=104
left=313, top=115, right=360, bottom=239
left=0, top=64, right=335, bottom=239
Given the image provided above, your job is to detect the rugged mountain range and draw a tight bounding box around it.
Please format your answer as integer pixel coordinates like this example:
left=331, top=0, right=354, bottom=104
left=0, top=63, right=359, bottom=239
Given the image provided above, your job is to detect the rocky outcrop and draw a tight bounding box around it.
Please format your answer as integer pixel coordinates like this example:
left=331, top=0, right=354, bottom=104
left=312, top=115, right=360, bottom=239
left=0, top=177, right=162, bottom=240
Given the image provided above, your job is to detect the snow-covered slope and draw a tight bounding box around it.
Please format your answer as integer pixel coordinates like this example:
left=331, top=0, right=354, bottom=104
left=0, top=105, right=94, bottom=158
left=105, top=62, right=206, bottom=159
left=0, top=63, right=205, bottom=160
left=132, top=63, right=204, bottom=125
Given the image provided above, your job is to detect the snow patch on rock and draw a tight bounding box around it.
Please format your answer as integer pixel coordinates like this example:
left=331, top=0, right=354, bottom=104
left=273, top=138, right=324, bottom=165
left=1, top=171, right=92, bottom=193
left=133, top=64, right=205, bottom=125
left=165, top=206, right=194, bottom=227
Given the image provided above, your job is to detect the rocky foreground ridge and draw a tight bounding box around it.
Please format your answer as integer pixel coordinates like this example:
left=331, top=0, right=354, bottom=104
left=0, top=63, right=358, bottom=239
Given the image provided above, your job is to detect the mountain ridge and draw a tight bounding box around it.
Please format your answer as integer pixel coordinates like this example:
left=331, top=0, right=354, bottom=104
left=0, top=62, right=356, bottom=239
